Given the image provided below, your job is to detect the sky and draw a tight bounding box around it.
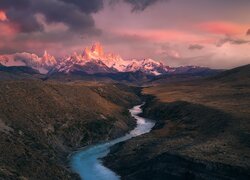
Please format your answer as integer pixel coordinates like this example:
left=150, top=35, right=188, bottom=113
left=0, top=0, right=250, bottom=68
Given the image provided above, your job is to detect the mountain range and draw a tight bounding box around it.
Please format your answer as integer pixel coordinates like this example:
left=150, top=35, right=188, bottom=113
left=0, top=43, right=220, bottom=82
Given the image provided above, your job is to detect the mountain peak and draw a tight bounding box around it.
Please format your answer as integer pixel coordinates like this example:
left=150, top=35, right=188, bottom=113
left=52, top=43, right=173, bottom=75
left=41, top=50, right=57, bottom=67
left=0, top=51, right=57, bottom=74
left=44, top=50, right=48, bottom=57
left=91, top=42, right=104, bottom=57
left=0, top=43, right=212, bottom=76
left=82, top=42, right=105, bottom=60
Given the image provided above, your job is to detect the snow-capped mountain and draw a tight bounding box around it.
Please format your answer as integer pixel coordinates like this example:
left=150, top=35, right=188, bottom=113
left=0, top=51, right=56, bottom=74
left=125, top=58, right=174, bottom=75
left=53, top=42, right=173, bottom=75
left=54, top=54, right=116, bottom=74
left=0, top=43, right=216, bottom=77
left=53, top=43, right=129, bottom=74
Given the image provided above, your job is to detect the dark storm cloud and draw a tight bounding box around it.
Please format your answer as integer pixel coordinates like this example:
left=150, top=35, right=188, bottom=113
left=6, top=8, right=44, bottom=33
left=110, top=0, right=167, bottom=12
left=33, top=0, right=97, bottom=32
left=0, top=0, right=30, bottom=10
left=246, top=29, right=250, bottom=36
left=59, top=0, right=103, bottom=14
left=216, top=36, right=250, bottom=47
left=1, top=0, right=104, bottom=33
left=188, top=44, right=204, bottom=50
left=0, top=0, right=167, bottom=34
left=125, top=0, right=156, bottom=11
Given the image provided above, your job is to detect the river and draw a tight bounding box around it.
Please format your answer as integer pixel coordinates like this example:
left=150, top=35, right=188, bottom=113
left=70, top=104, right=155, bottom=180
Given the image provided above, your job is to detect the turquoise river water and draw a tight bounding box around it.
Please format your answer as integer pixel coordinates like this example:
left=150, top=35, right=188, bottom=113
left=70, top=104, right=155, bottom=180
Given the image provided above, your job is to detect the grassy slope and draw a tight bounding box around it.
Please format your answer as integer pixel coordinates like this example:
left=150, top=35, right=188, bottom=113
left=0, top=80, right=140, bottom=179
left=146, top=64, right=250, bottom=118
left=142, top=81, right=250, bottom=166
left=104, top=64, right=250, bottom=179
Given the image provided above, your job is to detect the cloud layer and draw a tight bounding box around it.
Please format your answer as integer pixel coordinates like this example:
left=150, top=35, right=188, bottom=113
left=0, top=0, right=250, bottom=68
left=0, top=0, right=104, bottom=33
left=123, top=0, right=166, bottom=12
left=246, top=29, right=250, bottom=36
left=188, top=44, right=204, bottom=50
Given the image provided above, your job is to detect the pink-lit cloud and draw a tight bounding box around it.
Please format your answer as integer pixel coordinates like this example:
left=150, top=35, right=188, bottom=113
left=197, top=21, right=248, bottom=35
left=111, top=29, right=206, bottom=43
left=0, top=11, right=7, bottom=21
left=0, top=0, right=250, bottom=68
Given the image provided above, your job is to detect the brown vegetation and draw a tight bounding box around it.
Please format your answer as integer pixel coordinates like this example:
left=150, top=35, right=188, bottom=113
left=0, top=80, right=140, bottom=179
left=104, top=64, right=250, bottom=179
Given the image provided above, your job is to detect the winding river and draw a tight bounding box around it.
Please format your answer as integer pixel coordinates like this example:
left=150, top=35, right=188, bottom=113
left=70, top=104, right=155, bottom=180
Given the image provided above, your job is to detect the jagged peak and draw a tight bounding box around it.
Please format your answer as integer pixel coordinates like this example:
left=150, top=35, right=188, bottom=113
left=91, top=42, right=104, bottom=56
left=41, top=50, right=57, bottom=66
left=44, top=50, right=48, bottom=57
left=82, top=42, right=105, bottom=60
left=2, top=43, right=199, bottom=76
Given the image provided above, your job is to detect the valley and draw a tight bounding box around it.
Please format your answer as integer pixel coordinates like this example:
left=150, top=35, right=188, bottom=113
left=0, top=64, right=249, bottom=180
left=103, top=64, right=250, bottom=179
left=0, top=80, right=141, bottom=179
left=70, top=104, right=155, bottom=180
left=1, top=1, right=249, bottom=179
left=0, top=65, right=250, bottom=179
left=0, top=62, right=250, bottom=179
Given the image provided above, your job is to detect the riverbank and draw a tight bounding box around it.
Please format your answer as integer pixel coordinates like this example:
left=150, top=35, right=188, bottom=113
left=70, top=104, right=155, bottom=180
left=0, top=81, right=141, bottom=179
left=104, top=96, right=250, bottom=179
left=103, top=67, right=250, bottom=179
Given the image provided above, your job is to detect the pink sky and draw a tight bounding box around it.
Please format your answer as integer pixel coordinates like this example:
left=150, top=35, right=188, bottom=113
left=0, top=0, right=250, bottom=68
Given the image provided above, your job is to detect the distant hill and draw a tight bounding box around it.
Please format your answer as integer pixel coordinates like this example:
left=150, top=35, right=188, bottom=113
left=46, top=68, right=221, bottom=85
left=0, top=64, right=44, bottom=80
left=211, top=64, right=250, bottom=84
left=0, top=64, right=40, bottom=74
left=47, top=70, right=155, bottom=85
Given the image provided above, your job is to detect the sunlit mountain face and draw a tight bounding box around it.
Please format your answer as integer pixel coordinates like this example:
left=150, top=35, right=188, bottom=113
left=54, top=42, right=173, bottom=75
left=0, top=51, right=57, bottom=74
left=0, top=0, right=249, bottom=69
left=0, top=42, right=172, bottom=75
left=0, top=42, right=217, bottom=76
